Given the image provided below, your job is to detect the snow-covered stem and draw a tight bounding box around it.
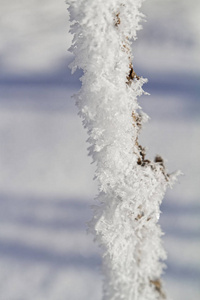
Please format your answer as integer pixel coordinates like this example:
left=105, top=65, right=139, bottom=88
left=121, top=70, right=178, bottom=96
left=67, top=1, right=179, bottom=299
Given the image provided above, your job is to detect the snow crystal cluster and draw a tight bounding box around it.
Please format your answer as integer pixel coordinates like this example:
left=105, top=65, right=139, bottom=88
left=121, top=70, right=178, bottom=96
left=67, top=0, right=179, bottom=299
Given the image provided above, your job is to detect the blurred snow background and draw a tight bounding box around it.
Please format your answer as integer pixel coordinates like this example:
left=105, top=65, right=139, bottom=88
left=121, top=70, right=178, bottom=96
left=0, top=0, right=199, bottom=299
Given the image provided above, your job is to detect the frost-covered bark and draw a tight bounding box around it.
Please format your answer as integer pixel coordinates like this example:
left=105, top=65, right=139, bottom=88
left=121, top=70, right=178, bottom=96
left=67, top=1, right=179, bottom=299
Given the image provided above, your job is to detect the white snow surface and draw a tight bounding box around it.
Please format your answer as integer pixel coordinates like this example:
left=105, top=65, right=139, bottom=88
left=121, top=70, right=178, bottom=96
left=0, top=0, right=200, bottom=299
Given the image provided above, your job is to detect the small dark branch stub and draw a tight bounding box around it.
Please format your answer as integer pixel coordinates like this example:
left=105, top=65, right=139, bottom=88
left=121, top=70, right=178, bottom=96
left=127, top=64, right=140, bottom=84
left=115, top=13, right=121, bottom=27
left=150, top=279, right=166, bottom=299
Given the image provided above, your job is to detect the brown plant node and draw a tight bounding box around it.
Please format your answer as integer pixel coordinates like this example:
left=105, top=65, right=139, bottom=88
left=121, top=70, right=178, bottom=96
left=135, top=146, right=169, bottom=182
left=137, top=145, right=151, bottom=167
left=127, top=63, right=140, bottom=84
left=115, top=13, right=121, bottom=27
left=154, top=155, right=169, bottom=181
left=114, top=13, right=140, bottom=85
left=135, top=212, right=144, bottom=221
left=154, top=155, right=164, bottom=168
left=150, top=279, right=166, bottom=299
left=132, top=112, right=142, bottom=129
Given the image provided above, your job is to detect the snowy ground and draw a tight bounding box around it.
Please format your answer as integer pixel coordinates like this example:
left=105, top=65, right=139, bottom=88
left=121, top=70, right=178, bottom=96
left=0, top=1, right=200, bottom=299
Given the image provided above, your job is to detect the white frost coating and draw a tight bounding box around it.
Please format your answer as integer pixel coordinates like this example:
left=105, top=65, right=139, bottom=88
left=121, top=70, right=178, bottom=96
left=67, top=1, right=180, bottom=299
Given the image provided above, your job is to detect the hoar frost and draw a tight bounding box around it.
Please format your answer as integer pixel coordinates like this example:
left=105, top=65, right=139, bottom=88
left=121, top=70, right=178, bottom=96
left=67, top=0, right=180, bottom=299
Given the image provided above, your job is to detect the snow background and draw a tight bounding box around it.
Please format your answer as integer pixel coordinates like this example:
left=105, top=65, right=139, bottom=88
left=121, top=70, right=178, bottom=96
left=0, top=0, right=199, bottom=299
